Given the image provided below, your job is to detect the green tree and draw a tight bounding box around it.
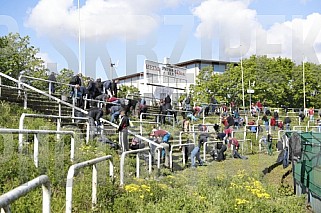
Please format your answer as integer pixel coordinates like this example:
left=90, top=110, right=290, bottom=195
left=118, top=85, right=140, bottom=99
left=0, top=33, right=46, bottom=81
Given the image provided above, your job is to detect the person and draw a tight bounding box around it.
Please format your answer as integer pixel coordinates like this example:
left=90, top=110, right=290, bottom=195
left=118, top=110, right=130, bottom=152
left=150, top=129, right=171, bottom=168
left=262, top=113, right=269, bottom=132
left=270, top=116, right=277, bottom=131
left=111, top=79, right=118, bottom=97
left=299, top=109, right=305, bottom=122
left=103, top=79, right=112, bottom=96
left=183, top=139, right=204, bottom=168
left=110, top=104, right=121, bottom=123
left=48, top=72, right=56, bottom=94
left=308, top=107, right=314, bottom=121
left=284, top=116, right=291, bottom=131
left=228, top=137, right=248, bottom=160
left=227, top=114, right=234, bottom=128
left=88, top=107, right=104, bottom=126
left=129, top=137, right=145, bottom=150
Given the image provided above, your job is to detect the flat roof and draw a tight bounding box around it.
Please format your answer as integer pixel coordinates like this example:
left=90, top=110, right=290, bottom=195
left=175, top=59, right=237, bottom=67
left=114, top=59, right=237, bottom=81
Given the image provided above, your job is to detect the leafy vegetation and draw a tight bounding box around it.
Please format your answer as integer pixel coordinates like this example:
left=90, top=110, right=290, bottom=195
left=190, top=55, right=321, bottom=108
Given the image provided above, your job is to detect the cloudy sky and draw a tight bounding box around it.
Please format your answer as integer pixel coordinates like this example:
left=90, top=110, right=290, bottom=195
left=1, top=0, right=321, bottom=79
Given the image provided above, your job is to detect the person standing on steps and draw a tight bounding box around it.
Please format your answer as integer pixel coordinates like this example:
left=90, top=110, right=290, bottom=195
left=150, top=129, right=171, bottom=168
left=48, top=72, right=56, bottom=94
left=118, top=110, right=130, bottom=152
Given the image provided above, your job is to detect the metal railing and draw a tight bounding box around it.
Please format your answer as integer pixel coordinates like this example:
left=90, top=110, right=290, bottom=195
left=203, top=140, right=222, bottom=162
left=100, top=118, right=163, bottom=171
left=0, top=175, right=51, bottom=213
left=119, top=148, right=152, bottom=186
left=0, top=72, right=88, bottom=117
left=140, top=112, right=175, bottom=132
left=19, top=113, right=90, bottom=145
left=169, top=143, right=195, bottom=169
left=0, top=128, right=75, bottom=167
left=65, top=155, right=114, bottom=213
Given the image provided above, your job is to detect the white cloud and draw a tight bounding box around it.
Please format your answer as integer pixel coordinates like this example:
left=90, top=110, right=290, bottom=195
left=192, top=0, right=321, bottom=63
left=26, top=0, right=183, bottom=40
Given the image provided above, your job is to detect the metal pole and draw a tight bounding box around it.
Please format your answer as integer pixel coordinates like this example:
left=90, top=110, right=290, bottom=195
left=34, top=134, right=39, bottom=168
left=92, top=164, right=97, bottom=208
left=303, top=59, right=306, bottom=110
left=78, top=0, right=82, bottom=74
left=241, top=47, right=245, bottom=112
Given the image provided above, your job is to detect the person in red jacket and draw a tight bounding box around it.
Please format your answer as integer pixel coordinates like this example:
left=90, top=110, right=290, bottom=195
left=150, top=129, right=171, bottom=168
left=270, top=116, right=276, bottom=131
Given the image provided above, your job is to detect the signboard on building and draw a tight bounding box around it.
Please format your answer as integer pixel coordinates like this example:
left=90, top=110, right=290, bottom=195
left=144, top=59, right=187, bottom=81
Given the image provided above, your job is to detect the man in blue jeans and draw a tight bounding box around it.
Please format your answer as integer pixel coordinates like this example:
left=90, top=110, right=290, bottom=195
left=150, top=129, right=171, bottom=168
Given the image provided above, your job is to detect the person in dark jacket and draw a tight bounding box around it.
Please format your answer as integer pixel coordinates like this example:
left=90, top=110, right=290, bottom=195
left=111, top=79, right=118, bottom=97
left=118, top=110, right=130, bottom=152
left=284, top=116, right=291, bottom=130
left=88, top=107, right=103, bottom=126
left=48, top=72, right=56, bottom=94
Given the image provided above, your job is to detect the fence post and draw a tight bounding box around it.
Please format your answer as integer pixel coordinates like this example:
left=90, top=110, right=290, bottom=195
left=136, top=153, right=140, bottom=178
left=70, top=134, right=75, bottom=162
left=23, top=91, right=27, bottom=109
left=34, top=134, right=39, bottom=168
left=92, top=164, right=97, bottom=208
left=42, top=181, right=51, bottom=213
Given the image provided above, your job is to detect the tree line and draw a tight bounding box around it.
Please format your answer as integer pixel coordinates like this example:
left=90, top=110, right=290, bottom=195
left=190, top=55, right=321, bottom=109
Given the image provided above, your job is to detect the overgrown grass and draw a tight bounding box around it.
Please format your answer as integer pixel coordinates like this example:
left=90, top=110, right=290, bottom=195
left=0, top=102, right=309, bottom=212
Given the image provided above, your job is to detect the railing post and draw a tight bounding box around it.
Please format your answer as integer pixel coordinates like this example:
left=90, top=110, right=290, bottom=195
left=109, top=159, right=114, bottom=180
left=86, top=122, right=90, bottom=144
left=140, top=113, right=143, bottom=136
left=136, top=153, right=140, bottom=178
left=23, top=91, right=27, bottom=109
left=120, top=153, right=125, bottom=186
left=92, top=164, right=97, bottom=208
left=70, top=135, right=75, bottom=162
left=148, top=152, right=152, bottom=175
left=18, top=114, right=25, bottom=151
left=65, top=167, right=75, bottom=213
left=42, top=182, right=51, bottom=213
left=48, top=82, right=52, bottom=95
left=34, top=134, right=39, bottom=168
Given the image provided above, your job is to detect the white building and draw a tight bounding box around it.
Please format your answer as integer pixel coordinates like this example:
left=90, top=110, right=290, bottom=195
left=115, top=59, right=235, bottom=103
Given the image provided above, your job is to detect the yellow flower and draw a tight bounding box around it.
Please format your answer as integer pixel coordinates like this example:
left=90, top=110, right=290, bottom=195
left=124, top=184, right=140, bottom=193
left=199, top=196, right=206, bottom=201
left=235, top=198, right=249, bottom=205
left=141, top=184, right=151, bottom=192
left=167, top=175, right=175, bottom=179
left=158, top=183, right=168, bottom=190
left=140, top=195, right=144, bottom=199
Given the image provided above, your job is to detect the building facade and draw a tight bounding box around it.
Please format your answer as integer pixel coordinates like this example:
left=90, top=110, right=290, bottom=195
left=115, top=59, right=235, bottom=103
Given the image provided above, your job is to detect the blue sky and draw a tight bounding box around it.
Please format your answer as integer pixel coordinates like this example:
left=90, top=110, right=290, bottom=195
left=1, top=0, right=321, bottom=79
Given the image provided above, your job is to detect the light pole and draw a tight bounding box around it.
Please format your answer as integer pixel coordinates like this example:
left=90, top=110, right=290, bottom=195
left=78, top=0, right=82, bottom=74
left=303, top=58, right=306, bottom=110
left=240, top=46, right=245, bottom=111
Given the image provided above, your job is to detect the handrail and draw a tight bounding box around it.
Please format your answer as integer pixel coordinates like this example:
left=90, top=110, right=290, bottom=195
left=119, top=148, right=151, bottom=186
left=66, top=155, right=114, bottom=213
left=0, top=128, right=75, bottom=167
left=203, top=140, right=222, bottom=162
left=0, top=71, right=88, bottom=115
left=0, top=175, right=51, bottom=213
left=139, top=112, right=174, bottom=135
left=169, top=143, right=195, bottom=169
left=19, top=113, right=90, bottom=145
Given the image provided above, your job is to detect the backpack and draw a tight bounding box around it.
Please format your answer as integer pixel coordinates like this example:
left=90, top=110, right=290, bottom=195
left=69, top=76, right=79, bottom=85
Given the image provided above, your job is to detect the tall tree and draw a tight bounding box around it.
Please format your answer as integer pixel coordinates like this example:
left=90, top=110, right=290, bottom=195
left=0, top=33, right=46, bottom=81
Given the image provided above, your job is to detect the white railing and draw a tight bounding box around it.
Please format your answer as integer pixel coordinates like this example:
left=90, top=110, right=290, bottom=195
left=19, top=113, right=90, bottom=145
left=140, top=113, right=174, bottom=133
left=0, top=175, right=51, bottom=213
left=65, top=155, right=114, bottom=213
left=20, top=75, right=72, bottom=96
left=119, top=148, right=152, bottom=186
left=0, top=128, right=75, bottom=167
left=100, top=118, right=163, bottom=171
left=169, top=143, right=195, bottom=169
left=0, top=72, right=88, bottom=117
left=203, top=140, right=222, bottom=162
